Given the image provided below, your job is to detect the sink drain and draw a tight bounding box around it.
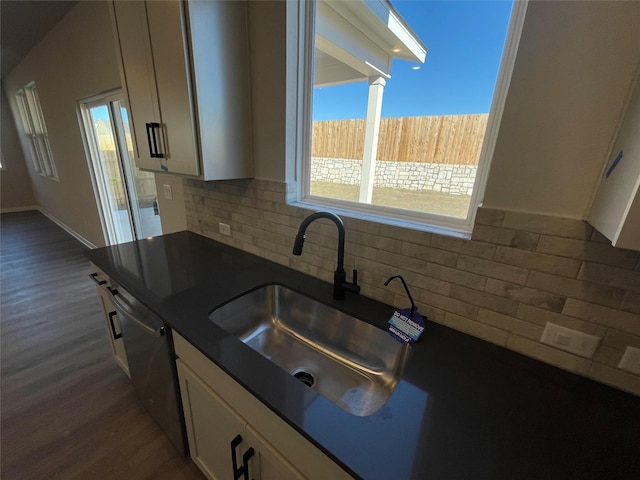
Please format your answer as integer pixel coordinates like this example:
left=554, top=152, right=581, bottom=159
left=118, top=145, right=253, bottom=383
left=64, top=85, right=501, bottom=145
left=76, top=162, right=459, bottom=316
left=291, top=368, right=316, bottom=388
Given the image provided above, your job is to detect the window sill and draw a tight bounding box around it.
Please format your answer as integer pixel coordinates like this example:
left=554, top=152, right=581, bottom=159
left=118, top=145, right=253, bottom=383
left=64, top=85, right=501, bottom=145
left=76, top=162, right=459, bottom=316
left=289, top=196, right=472, bottom=240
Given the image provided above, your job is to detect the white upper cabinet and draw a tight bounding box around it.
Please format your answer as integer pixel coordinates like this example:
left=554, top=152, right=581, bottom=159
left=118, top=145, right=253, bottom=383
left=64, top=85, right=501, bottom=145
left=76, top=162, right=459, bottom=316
left=588, top=73, right=640, bottom=251
left=110, top=0, right=253, bottom=180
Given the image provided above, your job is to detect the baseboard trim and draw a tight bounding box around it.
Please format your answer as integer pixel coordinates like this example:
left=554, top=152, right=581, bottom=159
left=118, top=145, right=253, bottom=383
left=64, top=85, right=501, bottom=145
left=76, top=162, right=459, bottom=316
left=37, top=207, right=98, bottom=250
left=1, top=205, right=39, bottom=213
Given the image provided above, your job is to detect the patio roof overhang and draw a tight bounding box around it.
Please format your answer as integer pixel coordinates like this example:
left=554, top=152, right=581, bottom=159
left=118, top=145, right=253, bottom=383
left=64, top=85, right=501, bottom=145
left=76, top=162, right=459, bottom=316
left=314, top=0, right=427, bottom=87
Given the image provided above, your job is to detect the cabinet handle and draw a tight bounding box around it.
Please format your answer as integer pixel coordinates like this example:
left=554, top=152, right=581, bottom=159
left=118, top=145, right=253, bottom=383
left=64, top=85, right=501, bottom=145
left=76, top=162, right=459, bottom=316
left=230, top=435, right=254, bottom=480
left=108, top=311, right=123, bottom=340
left=231, top=435, right=243, bottom=480
left=89, top=273, right=107, bottom=286
left=145, top=122, right=165, bottom=159
left=242, top=447, right=255, bottom=480
left=107, top=286, right=119, bottom=296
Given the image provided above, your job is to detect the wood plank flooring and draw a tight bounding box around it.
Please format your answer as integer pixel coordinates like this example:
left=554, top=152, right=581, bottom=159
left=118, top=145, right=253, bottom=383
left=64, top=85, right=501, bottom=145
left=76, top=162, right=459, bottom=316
left=1, top=211, right=204, bottom=479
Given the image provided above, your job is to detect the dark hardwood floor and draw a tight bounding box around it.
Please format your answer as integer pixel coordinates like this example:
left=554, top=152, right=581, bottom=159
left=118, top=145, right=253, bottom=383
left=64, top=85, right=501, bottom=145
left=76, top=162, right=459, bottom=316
left=1, top=211, right=204, bottom=479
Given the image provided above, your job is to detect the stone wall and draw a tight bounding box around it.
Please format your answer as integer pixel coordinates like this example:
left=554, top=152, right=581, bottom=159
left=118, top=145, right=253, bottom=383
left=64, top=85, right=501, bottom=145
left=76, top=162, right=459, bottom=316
left=311, top=157, right=477, bottom=195
left=183, top=177, right=640, bottom=397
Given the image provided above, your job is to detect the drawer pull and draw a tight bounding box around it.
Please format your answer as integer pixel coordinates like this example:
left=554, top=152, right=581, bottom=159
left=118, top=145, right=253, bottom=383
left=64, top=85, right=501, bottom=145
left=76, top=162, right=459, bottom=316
left=89, top=272, right=106, bottom=286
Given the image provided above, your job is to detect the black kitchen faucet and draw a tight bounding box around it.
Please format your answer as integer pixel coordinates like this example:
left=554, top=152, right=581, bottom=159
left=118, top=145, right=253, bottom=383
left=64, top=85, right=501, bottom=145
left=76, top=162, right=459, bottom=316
left=292, top=211, right=360, bottom=300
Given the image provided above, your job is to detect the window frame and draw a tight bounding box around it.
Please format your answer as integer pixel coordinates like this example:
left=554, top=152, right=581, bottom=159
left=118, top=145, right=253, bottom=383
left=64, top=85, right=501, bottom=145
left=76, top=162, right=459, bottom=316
left=289, top=0, right=529, bottom=237
left=15, top=82, right=58, bottom=180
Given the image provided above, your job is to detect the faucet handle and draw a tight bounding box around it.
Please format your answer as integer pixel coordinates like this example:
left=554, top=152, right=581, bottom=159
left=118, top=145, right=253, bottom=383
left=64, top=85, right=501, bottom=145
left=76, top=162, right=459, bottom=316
left=345, top=269, right=360, bottom=295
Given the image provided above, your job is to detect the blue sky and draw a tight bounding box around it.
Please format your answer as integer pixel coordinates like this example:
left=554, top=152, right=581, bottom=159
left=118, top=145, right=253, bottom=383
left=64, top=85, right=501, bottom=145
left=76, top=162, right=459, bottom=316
left=90, top=103, right=129, bottom=122
left=313, top=0, right=514, bottom=121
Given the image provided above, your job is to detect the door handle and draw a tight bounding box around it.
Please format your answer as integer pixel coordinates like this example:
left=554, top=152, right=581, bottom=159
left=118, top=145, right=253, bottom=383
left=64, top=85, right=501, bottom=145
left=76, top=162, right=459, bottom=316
left=108, top=311, right=122, bottom=340
left=145, top=122, right=164, bottom=158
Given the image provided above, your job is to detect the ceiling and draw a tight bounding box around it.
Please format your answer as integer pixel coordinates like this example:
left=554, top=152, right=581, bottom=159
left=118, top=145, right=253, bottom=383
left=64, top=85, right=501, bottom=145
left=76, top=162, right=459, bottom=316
left=1, top=0, right=78, bottom=79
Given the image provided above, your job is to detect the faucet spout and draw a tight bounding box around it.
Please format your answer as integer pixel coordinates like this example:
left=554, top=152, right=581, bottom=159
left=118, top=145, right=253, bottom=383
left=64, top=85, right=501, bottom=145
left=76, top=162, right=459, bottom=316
left=292, top=211, right=359, bottom=300
left=293, top=212, right=345, bottom=272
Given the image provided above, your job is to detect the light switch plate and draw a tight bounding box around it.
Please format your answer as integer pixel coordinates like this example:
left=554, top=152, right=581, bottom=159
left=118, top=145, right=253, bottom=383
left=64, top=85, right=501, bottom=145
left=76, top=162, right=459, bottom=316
left=540, top=323, right=601, bottom=358
left=618, top=346, right=640, bottom=375
left=163, top=184, right=173, bottom=200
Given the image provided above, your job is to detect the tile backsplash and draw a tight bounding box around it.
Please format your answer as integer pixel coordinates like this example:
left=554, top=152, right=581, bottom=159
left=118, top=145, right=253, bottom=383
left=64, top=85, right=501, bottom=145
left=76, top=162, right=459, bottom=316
left=184, top=178, right=640, bottom=396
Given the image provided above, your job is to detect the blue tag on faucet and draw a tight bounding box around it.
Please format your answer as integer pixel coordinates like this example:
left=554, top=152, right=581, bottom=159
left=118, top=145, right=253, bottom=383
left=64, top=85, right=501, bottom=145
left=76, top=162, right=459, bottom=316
left=388, top=308, right=425, bottom=343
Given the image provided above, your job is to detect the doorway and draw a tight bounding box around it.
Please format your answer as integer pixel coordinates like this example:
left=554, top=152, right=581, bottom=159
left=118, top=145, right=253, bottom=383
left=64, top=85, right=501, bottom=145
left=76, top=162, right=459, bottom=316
left=80, top=93, right=162, bottom=244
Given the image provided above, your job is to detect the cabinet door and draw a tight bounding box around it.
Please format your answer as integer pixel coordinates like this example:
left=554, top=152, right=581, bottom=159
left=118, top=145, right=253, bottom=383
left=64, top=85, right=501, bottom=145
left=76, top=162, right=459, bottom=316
left=111, top=0, right=163, bottom=172
left=146, top=0, right=200, bottom=177
left=177, top=359, right=251, bottom=480
left=246, top=425, right=307, bottom=480
left=95, top=281, right=130, bottom=378
left=187, top=0, right=253, bottom=180
left=588, top=75, right=640, bottom=250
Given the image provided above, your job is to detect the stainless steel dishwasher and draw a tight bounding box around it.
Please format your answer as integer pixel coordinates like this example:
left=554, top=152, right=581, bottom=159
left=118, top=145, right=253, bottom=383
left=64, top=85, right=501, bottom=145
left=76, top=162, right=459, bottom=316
left=110, top=282, right=187, bottom=457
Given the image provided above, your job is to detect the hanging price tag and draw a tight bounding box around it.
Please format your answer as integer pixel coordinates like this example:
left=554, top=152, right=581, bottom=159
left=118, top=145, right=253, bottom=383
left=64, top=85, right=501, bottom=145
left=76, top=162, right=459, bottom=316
left=388, top=307, right=425, bottom=344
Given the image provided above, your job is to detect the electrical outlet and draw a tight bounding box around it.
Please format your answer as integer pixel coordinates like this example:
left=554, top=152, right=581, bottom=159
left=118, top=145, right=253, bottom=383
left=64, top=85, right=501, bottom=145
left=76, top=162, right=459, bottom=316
left=219, top=223, right=231, bottom=236
left=540, top=323, right=601, bottom=358
left=618, top=346, right=640, bottom=375
left=163, top=184, right=173, bottom=200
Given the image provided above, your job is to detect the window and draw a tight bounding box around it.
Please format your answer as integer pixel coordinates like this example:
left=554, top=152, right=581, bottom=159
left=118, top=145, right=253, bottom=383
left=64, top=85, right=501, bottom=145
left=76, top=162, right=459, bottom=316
left=15, top=82, right=58, bottom=179
left=291, top=0, right=527, bottom=235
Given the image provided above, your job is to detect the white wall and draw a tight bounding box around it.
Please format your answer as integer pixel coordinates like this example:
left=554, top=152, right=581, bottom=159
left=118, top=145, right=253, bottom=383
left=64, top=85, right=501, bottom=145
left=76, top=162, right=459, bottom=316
left=3, top=1, right=121, bottom=247
left=483, top=1, right=640, bottom=218
left=154, top=173, right=187, bottom=234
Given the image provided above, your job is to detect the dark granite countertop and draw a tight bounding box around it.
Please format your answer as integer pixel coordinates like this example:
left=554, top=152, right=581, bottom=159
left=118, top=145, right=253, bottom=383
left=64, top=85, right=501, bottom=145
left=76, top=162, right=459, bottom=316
left=86, top=231, right=640, bottom=480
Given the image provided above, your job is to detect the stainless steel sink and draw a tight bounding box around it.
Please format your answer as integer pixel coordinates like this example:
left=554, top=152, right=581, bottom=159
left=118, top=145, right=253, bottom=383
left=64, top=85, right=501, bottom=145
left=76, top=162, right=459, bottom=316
left=209, top=284, right=409, bottom=416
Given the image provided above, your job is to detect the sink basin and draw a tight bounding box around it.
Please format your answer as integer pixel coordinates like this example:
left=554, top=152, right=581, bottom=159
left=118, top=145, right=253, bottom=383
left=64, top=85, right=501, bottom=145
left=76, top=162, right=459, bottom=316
left=209, top=284, right=409, bottom=416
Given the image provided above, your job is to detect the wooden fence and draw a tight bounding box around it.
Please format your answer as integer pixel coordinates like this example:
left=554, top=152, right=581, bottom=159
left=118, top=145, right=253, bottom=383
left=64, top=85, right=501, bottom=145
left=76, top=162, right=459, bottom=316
left=97, top=134, right=157, bottom=208
left=311, top=114, right=488, bottom=165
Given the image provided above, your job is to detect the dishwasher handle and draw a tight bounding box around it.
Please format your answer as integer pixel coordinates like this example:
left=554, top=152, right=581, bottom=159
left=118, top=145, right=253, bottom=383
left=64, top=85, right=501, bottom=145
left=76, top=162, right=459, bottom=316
left=110, top=290, right=165, bottom=338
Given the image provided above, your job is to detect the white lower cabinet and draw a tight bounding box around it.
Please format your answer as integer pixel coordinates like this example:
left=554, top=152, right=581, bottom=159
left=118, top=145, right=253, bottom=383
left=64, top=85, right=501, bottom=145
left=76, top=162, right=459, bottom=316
left=174, top=332, right=353, bottom=480
left=90, top=265, right=130, bottom=378
left=177, top=359, right=304, bottom=480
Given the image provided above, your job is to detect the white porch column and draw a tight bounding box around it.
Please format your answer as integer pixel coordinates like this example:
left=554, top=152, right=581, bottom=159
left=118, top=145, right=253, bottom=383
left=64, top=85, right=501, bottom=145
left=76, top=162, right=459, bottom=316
left=359, top=76, right=386, bottom=204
